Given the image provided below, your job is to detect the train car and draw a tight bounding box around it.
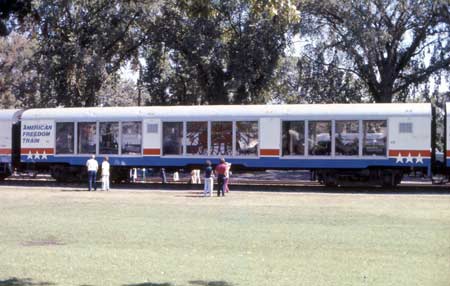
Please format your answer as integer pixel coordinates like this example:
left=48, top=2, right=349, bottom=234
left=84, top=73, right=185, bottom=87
left=19, top=103, right=432, bottom=186
left=446, top=102, right=450, bottom=171
left=0, top=109, right=23, bottom=180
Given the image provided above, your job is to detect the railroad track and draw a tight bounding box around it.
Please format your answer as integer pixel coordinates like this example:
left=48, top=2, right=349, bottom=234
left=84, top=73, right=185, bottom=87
left=1, top=175, right=449, bottom=194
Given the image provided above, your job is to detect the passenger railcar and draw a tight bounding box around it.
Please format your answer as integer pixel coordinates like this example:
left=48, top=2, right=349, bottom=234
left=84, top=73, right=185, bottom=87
left=17, top=103, right=433, bottom=186
left=0, top=109, right=22, bottom=180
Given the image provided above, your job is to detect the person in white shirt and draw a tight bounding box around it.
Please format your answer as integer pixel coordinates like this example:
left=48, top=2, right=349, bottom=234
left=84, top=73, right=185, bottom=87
left=86, top=155, right=98, bottom=191
left=101, top=157, right=110, bottom=191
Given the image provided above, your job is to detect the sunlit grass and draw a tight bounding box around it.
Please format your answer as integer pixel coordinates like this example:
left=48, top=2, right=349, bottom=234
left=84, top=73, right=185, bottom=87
left=0, top=187, right=449, bottom=286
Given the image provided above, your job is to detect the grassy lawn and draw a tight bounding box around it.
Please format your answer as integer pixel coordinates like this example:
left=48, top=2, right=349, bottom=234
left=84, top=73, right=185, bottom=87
left=0, top=186, right=449, bottom=286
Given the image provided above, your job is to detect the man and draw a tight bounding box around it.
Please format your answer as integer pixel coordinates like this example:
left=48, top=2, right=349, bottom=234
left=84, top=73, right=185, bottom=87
left=214, top=158, right=227, bottom=197
left=86, top=155, right=98, bottom=191
left=101, top=156, right=110, bottom=191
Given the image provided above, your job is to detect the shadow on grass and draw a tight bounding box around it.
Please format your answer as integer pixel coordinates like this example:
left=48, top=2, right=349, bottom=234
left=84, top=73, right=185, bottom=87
left=122, top=283, right=172, bottom=286
left=175, top=191, right=209, bottom=198
left=0, top=277, right=55, bottom=286
left=189, top=281, right=234, bottom=286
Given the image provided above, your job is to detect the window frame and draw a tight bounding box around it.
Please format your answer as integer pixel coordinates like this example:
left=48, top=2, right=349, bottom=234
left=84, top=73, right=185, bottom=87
left=161, top=121, right=185, bottom=157
left=235, top=120, right=259, bottom=157
left=185, top=121, right=209, bottom=157
left=120, top=121, right=143, bottom=156
left=210, top=120, right=233, bottom=157
left=76, top=121, right=98, bottom=155
left=334, top=120, right=360, bottom=157
left=280, top=120, right=306, bottom=157
left=307, top=120, right=333, bottom=157
left=361, top=119, right=389, bottom=158
left=98, top=121, right=120, bottom=155
left=54, top=121, right=76, bottom=155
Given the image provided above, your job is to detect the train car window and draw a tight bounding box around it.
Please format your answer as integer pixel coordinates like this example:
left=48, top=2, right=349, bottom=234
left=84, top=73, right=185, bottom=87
left=335, top=120, right=359, bottom=156
left=162, top=122, right=183, bottom=155
left=236, top=121, right=259, bottom=156
left=55, top=122, right=74, bottom=154
left=363, top=120, right=387, bottom=156
left=78, top=122, right=97, bottom=154
left=122, top=121, right=142, bottom=155
left=282, top=121, right=305, bottom=156
left=211, top=122, right=232, bottom=156
left=186, top=122, right=208, bottom=155
left=308, top=121, right=331, bottom=156
left=99, top=122, right=119, bottom=154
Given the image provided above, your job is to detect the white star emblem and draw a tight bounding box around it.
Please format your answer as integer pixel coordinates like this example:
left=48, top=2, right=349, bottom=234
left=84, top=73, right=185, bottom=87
left=415, top=153, right=423, bottom=164
left=396, top=153, right=404, bottom=163
left=41, top=151, right=48, bottom=160
left=34, top=151, right=40, bottom=160
left=27, top=151, right=33, bottom=160
left=405, top=153, right=413, bottom=164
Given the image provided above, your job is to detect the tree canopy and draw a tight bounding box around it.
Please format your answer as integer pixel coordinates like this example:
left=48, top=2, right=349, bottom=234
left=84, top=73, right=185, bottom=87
left=296, top=0, right=450, bottom=103
left=0, top=0, right=449, bottom=107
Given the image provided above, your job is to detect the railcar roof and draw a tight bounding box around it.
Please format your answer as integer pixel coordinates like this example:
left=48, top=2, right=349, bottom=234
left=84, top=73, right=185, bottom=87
left=0, top=109, right=23, bottom=121
left=21, top=103, right=431, bottom=121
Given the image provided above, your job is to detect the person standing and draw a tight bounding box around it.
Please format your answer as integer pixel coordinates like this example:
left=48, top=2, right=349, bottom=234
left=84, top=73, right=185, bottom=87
left=101, top=156, right=110, bottom=191
left=86, top=155, right=98, bottom=192
left=214, top=158, right=227, bottom=197
left=203, top=160, right=214, bottom=197
left=224, top=162, right=231, bottom=193
left=160, top=168, right=167, bottom=184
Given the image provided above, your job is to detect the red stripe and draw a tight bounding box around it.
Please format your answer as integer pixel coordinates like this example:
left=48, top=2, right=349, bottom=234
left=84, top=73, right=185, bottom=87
left=389, top=150, right=431, bottom=157
left=143, top=148, right=161, bottom=155
left=21, top=148, right=54, bottom=154
left=260, top=149, right=280, bottom=156
left=446, top=151, right=450, bottom=157
left=0, top=148, right=11, bottom=155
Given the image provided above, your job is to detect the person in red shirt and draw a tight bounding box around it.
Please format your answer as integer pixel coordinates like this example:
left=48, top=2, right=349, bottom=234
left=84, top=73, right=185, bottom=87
left=215, top=158, right=227, bottom=197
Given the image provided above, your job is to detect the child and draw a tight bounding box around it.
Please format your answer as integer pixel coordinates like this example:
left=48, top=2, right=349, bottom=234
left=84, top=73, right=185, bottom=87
left=203, top=160, right=214, bottom=197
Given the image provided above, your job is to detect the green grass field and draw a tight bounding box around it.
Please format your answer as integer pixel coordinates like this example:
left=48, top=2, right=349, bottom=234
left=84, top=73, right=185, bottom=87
left=0, top=186, right=449, bottom=286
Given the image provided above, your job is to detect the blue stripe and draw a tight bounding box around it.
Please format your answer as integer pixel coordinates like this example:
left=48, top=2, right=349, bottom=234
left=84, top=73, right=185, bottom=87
left=21, top=155, right=431, bottom=169
left=0, top=155, right=11, bottom=163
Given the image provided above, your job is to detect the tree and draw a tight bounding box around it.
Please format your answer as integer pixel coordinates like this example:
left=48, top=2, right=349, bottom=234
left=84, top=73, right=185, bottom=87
left=34, top=0, right=157, bottom=107
left=97, top=75, right=148, bottom=107
left=0, top=33, right=39, bottom=108
left=142, top=0, right=300, bottom=105
left=297, top=0, right=450, bottom=103
left=0, top=0, right=34, bottom=36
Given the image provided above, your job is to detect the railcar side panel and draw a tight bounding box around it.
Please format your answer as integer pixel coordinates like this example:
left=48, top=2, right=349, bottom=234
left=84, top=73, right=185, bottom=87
left=388, top=116, right=431, bottom=173
left=260, top=117, right=281, bottom=156
left=143, top=119, right=161, bottom=156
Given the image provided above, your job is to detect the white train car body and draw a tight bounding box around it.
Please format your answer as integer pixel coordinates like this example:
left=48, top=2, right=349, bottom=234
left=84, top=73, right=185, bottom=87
left=20, top=103, right=432, bottom=182
left=0, top=109, right=23, bottom=177
left=446, top=102, right=450, bottom=167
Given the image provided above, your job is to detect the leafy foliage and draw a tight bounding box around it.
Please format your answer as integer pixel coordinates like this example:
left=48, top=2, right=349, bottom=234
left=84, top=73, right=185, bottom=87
left=34, top=0, right=155, bottom=107
left=0, top=0, right=34, bottom=36
left=1, top=0, right=449, bottom=107
left=141, top=0, right=300, bottom=105
left=296, top=0, right=450, bottom=103
left=0, top=33, right=38, bottom=108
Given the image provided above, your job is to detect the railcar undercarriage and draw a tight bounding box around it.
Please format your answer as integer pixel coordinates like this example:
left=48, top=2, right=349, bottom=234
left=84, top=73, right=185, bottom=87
left=315, top=168, right=407, bottom=187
